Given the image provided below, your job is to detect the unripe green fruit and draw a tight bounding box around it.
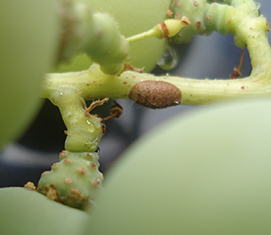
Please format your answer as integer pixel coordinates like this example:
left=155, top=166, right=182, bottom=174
left=38, top=151, right=103, bottom=210
left=171, top=0, right=208, bottom=44
left=57, top=53, right=93, bottom=72
left=84, top=12, right=129, bottom=75
left=0, top=187, right=89, bottom=235
left=0, top=1, right=59, bottom=149
left=60, top=0, right=171, bottom=72
left=87, top=98, right=271, bottom=234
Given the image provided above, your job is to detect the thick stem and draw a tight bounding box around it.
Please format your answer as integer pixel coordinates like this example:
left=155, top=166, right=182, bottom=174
left=43, top=61, right=271, bottom=106
left=47, top=87, right=103, bottom=152
left=43, top=0, right=271, bottom=106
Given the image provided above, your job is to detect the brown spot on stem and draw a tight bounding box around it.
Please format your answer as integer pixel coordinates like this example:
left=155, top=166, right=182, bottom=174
left=78, top=168, right=87, bottom=175
left=64, top=178, right=73, bottom=184
left=89, top=162, right=97, bottom=168
left=60, top=150, right=67, bottom=156
left=101, top=123, right=106, bottom=135
left=86, top=153, right=93, bottom=158
left=64, top=158, right=72, bottom=163
left=195, top=20, right=201, bottom=30
left=92, top=178, right=101, bottom=187
left=51, top=163, right=58, bottom=169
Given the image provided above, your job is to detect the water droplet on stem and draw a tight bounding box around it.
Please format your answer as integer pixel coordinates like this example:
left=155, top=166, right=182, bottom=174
left=157, top=47, right=178, bottom=71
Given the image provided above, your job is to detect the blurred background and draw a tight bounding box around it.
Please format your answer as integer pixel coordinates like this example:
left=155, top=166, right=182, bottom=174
left=0, top=0, right=270, bottom=187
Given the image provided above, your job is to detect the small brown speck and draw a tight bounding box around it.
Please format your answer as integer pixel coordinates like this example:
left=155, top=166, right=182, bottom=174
left=92, top=178, right=101, bottom=187
left=123, top=81, right=127, bottom=85
left=64, top=178, right=73, bottom=184
left=86, top=153, right=93, bottom=158
left=102, top=123, right=106, bottom=135
left=89, top=162, right=97, bottom=168
left=194, top=0, right=198, bottom=7
left=195, top=20, right=201, bottom=30
left=78, top=167, right=87, bottom=175
left=60, top=150, right=67, bottom=156
left=51, top=163, right=58, bottom=169
left=64, top=158, right=72, bottom=163
left=70, top=188, right=82, bottom=196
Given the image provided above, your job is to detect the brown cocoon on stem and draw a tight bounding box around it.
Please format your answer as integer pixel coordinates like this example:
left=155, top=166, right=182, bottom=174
left=128, top=80, right=182, bottom=109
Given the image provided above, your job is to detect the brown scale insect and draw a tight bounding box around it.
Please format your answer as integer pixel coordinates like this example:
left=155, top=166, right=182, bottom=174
left=128, top=80, right=182, bottom=109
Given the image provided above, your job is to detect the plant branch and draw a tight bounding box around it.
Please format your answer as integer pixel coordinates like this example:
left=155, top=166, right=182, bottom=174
left=44, top=0, right=271, bottom=106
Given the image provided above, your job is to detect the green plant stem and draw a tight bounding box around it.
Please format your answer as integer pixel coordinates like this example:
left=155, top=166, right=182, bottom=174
left=43, top=1, right=271, bottom=106
left=47, top=87, right=103, bottom=152
left=42, top=61, right=271, bottom=106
